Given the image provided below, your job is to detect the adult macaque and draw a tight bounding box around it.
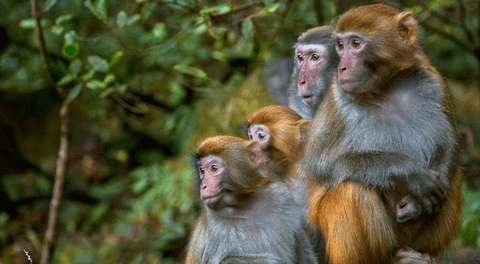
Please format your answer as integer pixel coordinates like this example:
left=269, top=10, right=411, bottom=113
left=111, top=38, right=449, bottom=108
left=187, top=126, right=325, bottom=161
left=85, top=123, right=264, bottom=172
left=300, top=4, right=462, bottom=264
left=186, top=136, right=318, bottom=264
left=289, top=26, right=339, bottom=119
left=244, top=106, right=438, bottom=264
left=244, top=105, right=310, bottom=182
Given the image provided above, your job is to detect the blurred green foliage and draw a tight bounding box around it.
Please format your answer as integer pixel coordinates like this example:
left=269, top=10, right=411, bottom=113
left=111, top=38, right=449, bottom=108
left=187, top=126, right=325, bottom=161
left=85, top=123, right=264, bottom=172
left=0, top=0, right=479, bottom=263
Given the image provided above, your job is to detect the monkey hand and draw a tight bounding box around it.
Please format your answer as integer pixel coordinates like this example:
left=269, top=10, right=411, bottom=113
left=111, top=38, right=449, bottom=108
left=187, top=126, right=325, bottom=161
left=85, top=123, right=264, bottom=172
left=393, top=247, right=437, bottom=264
left=401, top=169, right=446, bottom=223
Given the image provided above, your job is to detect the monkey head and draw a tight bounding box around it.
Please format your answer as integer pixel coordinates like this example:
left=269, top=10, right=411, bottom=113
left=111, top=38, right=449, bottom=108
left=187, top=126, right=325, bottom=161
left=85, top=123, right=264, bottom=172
left=193, top=136, right=269, bottom=211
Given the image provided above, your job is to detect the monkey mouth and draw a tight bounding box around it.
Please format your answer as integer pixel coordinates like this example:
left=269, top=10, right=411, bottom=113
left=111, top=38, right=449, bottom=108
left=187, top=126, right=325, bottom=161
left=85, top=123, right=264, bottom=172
left=301, top=94, right=317, bottom=105
left=202, top=192, right=223, bottom=205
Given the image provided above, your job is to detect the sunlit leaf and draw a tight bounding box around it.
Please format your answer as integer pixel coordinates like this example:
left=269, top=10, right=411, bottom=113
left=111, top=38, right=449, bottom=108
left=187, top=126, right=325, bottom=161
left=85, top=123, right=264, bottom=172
left=86, top=79, right=104, bottom=89
left=264, top=3, right=281, bottom=13
left=49, top=25, right=64, bottom=35
left=152, top=23, right=166, bottom=39
left=81, top=68, right=96, bottom=81
left=66, top=83, right=83, bottom=103
left=117, top=10, right=127, bottom=28
left=19, top=18, right=35, bottom=29
left=200, top=4, right=231, bottom=14
left=57, top=74, right=75, bottom=86
left=173, top=64, right=207, bottom=79
left=109, top=51, right=123, bottom=68
left=103, top=73, right=115, bottom=86
left=126, top=14, right=141, bottom=26
left=55, top=13, right=74, bottom=24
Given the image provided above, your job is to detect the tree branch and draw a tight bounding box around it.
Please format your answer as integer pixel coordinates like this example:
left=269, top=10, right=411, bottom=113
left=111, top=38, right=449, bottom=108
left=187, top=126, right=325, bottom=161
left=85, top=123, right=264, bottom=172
left=31, top=0, right=63, bottom=96
left=31, top=0, right=71, bottom=263
left=40, top=101, right=69, bottom=264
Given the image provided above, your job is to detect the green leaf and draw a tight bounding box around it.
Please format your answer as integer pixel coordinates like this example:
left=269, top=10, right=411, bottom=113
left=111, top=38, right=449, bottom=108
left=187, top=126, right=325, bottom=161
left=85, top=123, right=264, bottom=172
left=117, top=11, right=127, bottom=28
left=19, top=18, right=35, bottom=29
left=241, top=18, right=253, bottom=36
left=152, top=22, right=166, bottom=39
left=85, top=0, right=108, bottom=20
left=88, top=55, right=108, bottom=72
left=264, top=3, right=281, bottom=13
left=126, top=14, right=141, bottom=25
left=81, top=68, right=96, bottom=81
left=66, top=83, right=83, bottom=103
left=57, top=74, right=75, bottom=86
left=55, top=13, right=74, bottom=25
left=64, top=30, right=76, bottom=44
left=103, top=73, right=115, bottom=86
left=44, top=0, right=58, bottom=12
left=109, top=51, right=123, bottom=68
left=49, top=25, right=64, bottom=35
left=200, top=4, right=231, bottom=14
left=69, top=59, right=82, bottom=74
left=86, top=80, right=104, bottom=89
left=173, top=64, right=207, bottom=79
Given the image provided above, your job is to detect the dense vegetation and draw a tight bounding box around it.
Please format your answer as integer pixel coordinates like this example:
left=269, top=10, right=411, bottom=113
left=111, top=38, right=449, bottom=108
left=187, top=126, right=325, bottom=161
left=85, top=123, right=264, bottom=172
left=0, top=0, right=479, bottom=263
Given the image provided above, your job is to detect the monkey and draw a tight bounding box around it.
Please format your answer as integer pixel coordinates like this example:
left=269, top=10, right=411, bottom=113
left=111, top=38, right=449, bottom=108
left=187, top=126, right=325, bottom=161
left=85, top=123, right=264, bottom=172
left=243, top=105, right=439, bottom=264
left=244, top=105, right=310, bottom=182
left=299, top=4, right=462, bottom=264
left=186, top=135, right=318, bottom=264
left=288, top=26, right=339, bottom=119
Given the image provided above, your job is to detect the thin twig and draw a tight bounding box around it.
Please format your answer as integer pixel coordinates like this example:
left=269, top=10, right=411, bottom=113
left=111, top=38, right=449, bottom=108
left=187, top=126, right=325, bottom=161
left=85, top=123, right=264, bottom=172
left=31, top=0, right=63, bottom=96
left=40, top=101, right=69, bottom=264
left=24, top=250, right=33, bottom=264
left=31, top=0, right=71, bottom=263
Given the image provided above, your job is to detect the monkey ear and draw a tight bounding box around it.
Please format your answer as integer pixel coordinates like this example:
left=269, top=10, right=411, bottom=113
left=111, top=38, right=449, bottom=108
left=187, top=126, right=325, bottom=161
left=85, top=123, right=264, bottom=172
left=245, top=141, right=265, bottom=167
left=396, top=11, right=418, bottom=46
left=296, top=119, right=312, bottom=140
left=242, top=120, right=250, bottom=134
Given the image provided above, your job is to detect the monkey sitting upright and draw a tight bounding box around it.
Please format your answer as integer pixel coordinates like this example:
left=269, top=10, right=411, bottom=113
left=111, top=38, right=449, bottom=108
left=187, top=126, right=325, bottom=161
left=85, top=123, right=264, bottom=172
left=186, top=135, right=318, bottom=264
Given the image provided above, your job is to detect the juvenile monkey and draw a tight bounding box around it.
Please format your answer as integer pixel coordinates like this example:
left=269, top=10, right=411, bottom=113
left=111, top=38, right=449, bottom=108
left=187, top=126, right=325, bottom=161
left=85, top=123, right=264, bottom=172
left=186, top=135, right=318, bottom=264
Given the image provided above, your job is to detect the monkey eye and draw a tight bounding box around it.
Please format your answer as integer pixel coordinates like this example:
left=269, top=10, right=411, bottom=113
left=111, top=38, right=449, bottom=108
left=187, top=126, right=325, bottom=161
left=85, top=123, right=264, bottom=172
left=258, top=132, right=266, bottom=140
left=248, top=133, right=253, bottom=140
left=199, top=166, right=205, bottom=175
left=297, top=54, right=304, bottom=62
left=311, top=54, right=319, bottom=61
left=351, top=38, right=361, bottom=48
left=336, top=40, right=344, bottom=50
left=211, top=164, right=218, bottom=172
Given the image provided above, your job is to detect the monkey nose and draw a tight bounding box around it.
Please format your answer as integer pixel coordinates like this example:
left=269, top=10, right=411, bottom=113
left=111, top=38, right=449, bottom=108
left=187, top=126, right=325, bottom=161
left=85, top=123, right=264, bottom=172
left=202, top=184, right=207, bottom=190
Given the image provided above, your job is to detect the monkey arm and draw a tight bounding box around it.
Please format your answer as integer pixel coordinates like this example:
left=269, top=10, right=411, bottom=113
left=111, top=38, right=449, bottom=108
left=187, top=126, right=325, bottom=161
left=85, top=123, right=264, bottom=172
left=308, top=150, right=447, bottom=213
